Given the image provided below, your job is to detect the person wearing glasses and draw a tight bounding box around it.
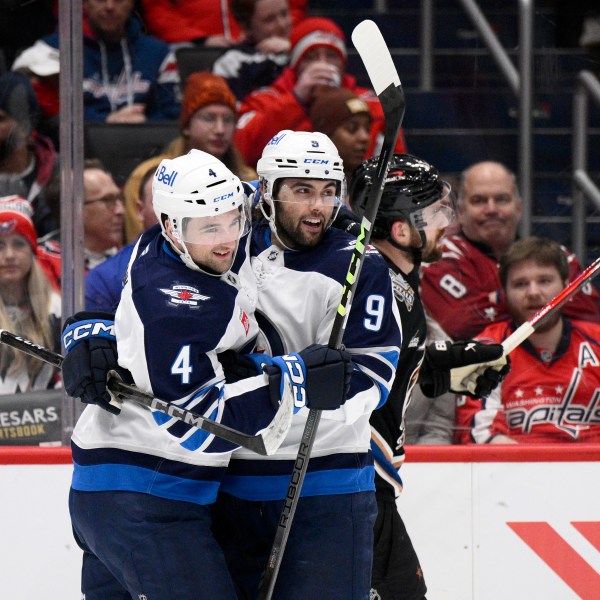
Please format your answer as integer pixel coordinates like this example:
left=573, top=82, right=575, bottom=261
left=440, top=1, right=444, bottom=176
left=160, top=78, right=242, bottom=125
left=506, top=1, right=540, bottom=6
left=37, top=159, right=125, bottom=290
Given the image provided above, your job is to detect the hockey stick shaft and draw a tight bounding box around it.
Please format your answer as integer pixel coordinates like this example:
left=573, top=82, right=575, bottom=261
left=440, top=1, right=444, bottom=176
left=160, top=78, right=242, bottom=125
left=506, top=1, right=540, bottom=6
left=258, top=20, right=405, bottom=600
left=0, top=329, right=292, bottom=455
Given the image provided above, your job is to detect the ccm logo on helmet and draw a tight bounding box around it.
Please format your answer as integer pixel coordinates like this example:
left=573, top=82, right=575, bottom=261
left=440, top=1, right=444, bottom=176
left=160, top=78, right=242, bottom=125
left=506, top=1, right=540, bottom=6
left=213, top=192, right=234, bottom=203
left=156, top=165, right=178, bottom=187
left=303, top=159, right=329, bottom=165
left=62, top=320, right=115, bottom=351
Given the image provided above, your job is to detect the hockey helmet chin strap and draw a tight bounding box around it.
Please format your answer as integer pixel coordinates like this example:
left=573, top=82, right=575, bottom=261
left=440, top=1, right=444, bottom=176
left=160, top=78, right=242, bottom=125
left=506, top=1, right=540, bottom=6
left=259, top=194, right=296, bottom=252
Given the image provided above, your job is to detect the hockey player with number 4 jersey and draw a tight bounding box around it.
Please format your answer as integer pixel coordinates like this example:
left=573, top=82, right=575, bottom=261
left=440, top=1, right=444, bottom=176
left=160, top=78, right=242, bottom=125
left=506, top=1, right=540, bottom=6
left=61, top=150, right=353, bottom=600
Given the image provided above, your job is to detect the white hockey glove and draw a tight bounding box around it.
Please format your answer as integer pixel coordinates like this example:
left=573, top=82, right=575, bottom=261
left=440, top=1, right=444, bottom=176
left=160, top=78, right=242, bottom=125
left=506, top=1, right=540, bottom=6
left=419, top=340, right=510, bottom=399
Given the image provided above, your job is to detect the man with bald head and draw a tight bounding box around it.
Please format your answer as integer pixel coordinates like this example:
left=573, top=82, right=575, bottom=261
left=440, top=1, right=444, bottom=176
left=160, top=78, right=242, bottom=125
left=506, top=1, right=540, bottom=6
left=404, top=161, right=600, bottom=444
left=420, top=160, right=599, bottom=341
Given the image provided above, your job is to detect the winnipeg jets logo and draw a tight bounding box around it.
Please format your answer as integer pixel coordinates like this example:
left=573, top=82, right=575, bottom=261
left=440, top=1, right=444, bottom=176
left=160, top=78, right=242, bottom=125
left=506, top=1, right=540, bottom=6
left=159, top=285, right=209, bottom=306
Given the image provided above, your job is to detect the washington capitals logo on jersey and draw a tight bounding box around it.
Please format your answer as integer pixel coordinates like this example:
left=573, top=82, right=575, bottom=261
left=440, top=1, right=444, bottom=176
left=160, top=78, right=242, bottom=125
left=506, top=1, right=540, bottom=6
left=159, top=285, right=209, bottom=306
left=391, top=271, right=415, bottom=312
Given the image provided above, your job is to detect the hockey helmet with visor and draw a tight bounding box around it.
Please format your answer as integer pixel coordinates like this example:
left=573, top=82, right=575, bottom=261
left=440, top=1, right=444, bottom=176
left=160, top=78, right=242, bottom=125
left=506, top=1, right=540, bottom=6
left=153, top=149, right=250, bottom=272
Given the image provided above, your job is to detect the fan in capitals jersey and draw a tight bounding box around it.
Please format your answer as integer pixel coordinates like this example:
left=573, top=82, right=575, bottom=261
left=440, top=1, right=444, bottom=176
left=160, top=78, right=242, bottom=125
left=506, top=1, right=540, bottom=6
left=420, top=234, right=600, bottom=341
left=456, top=317, right=600, bottom=443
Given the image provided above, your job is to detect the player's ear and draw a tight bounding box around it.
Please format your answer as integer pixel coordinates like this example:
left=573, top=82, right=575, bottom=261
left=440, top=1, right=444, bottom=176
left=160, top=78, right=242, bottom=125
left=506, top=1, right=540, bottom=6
left=389, top=219, right=411, bottom=245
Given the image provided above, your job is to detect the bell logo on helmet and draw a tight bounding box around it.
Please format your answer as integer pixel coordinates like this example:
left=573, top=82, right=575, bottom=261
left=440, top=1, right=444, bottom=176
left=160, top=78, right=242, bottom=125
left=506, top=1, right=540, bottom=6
left=156, top=165, right=178, bottom=187
left=267, top=132, right=287, bottom=146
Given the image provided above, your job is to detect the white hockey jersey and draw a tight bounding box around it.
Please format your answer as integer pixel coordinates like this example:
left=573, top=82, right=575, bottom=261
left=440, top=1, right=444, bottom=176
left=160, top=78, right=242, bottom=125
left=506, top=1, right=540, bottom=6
left=220, top=223, right=402, bottom=501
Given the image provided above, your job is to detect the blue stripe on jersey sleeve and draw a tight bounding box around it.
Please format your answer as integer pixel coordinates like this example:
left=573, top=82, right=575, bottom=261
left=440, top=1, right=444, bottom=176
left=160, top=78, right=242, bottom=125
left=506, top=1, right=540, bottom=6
left=71, top=462, right=223, bottom=504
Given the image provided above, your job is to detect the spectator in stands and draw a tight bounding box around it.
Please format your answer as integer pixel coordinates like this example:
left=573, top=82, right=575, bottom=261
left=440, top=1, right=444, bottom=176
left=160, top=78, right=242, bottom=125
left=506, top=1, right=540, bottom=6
left=0, top=72, right=58, bottom=237
left=310, top=86, right=371, bottom=183
left=0, top=195, right=60, bottom=394
left=40, top=159, right=125, bottom=289
left=12, top=0, right=180, bottom=123
left=456, top=236, right=600, bottom=444
left=122, top=72, right=255, bottom=244
left=405, top=160, right=600, bottom=445
left=86, top=158, right=158, bottom=312
left=139, top=0, right=305, bottom=49
left=234, top=16, right=407, bottom=168
left=420, top=160, right=600, bottom=341
left=212, top=0, right=293, bottom=100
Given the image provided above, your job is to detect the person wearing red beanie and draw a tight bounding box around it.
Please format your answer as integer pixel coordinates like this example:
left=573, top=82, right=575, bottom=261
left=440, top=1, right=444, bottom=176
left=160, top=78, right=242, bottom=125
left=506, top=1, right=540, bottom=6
left=234, top=16, right=407, bottom=168
left=0, top=195, right=61, bottom=394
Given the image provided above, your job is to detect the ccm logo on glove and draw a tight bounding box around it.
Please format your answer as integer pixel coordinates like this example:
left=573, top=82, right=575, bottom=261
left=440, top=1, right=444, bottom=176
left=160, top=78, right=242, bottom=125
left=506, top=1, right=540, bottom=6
left=62, top=319, right=116, bottom=351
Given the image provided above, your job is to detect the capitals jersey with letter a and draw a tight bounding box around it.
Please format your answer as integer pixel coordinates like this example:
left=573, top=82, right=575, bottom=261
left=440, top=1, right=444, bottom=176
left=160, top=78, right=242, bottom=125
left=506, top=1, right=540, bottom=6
left=220, top=223, right=402, bottom=501
left=456, top=318, right=600, bottom=443
left=71, top=225, right=279, bottom=506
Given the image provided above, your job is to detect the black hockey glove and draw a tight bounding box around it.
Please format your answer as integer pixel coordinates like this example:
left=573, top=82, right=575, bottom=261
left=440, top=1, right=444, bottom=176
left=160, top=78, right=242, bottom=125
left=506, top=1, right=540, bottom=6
left=62, top=311, right=132, bottom=415
left=264, top=344, right=354, bottom=412
left=419, top=340, right=510, bottom=399
left=332, top=205, right=362, bottom=237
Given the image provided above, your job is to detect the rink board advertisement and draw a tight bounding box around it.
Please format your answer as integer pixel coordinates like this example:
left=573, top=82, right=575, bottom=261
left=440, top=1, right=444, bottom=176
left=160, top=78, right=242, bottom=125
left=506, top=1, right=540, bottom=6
left=0, top=389, right=62, bottom=445
left=0, top=446, right=598, bottom=600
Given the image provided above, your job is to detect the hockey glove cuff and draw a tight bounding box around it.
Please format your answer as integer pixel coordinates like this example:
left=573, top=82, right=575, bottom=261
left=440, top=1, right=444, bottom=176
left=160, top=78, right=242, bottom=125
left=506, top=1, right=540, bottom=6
left=265, top=344, right=354, bottom=412
left=62, top=311, right=132, bottom=414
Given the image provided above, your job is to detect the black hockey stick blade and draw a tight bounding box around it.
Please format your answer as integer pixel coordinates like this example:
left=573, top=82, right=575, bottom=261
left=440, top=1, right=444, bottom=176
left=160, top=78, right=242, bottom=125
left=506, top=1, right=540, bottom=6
left=0, top=329, right=293, bottom=456
left=258, top=19, right=405, bottom=600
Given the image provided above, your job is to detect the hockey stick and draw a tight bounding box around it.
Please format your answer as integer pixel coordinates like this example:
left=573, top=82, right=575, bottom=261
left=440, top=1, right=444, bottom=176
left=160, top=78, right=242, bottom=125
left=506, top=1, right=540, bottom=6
left=0, top=329, right=293, bottom=456
left=258, top=20, right=405, bottom=600
left=452, top=254, right=600, bottom=391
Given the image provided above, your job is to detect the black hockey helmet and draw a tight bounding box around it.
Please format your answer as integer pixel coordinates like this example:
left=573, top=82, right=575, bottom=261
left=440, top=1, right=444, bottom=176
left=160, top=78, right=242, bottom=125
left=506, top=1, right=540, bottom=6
left=349, top=153, right=451, bottom=240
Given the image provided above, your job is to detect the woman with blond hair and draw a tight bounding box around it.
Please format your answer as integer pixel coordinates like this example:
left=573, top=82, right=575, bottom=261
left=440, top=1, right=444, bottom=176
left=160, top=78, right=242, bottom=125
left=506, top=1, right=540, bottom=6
left=0, top=196, right=61, bottom=393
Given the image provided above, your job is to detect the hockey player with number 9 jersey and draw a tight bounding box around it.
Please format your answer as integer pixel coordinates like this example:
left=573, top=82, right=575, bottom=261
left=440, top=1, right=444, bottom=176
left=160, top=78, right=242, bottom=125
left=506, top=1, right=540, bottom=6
left=212, top=131, right=403, bottom=600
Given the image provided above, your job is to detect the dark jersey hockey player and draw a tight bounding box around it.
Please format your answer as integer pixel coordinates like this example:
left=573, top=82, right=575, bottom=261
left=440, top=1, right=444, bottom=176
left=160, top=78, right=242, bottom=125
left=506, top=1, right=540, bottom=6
left=349, top=153, right=510, bottom=600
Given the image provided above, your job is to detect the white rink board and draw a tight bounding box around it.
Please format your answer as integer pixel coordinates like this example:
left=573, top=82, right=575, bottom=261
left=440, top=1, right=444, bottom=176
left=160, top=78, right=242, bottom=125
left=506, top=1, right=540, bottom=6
left=399, top=460, right=600, bottom=600
left=1, top=450, right=599, bottom=599
left=0, top=464, right=81, bottom=599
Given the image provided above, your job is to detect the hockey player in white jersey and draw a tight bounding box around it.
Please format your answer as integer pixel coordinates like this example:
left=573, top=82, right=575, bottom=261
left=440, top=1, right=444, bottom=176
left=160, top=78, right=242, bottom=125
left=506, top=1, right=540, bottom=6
left=211, top=130, right=403, bottom=600
left=62, top=149, right=353, bottom=600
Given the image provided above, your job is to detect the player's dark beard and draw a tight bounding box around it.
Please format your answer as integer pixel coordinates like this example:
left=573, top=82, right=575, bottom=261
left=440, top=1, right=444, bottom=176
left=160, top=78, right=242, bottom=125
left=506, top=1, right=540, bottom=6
left=274, top=210, right=327, bottom=250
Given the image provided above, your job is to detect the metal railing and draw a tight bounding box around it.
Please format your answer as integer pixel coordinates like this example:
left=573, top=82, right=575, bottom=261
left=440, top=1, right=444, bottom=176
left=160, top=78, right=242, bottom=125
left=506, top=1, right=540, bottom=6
left=417, top=0, right=534, bottom=236
left=572, top=70, right=600, bottom=264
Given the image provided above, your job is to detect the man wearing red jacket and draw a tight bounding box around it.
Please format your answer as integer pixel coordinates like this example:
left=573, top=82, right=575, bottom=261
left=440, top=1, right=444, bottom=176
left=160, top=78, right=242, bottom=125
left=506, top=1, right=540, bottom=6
left=234, top=16, right=407, bottom=168
left=420, top=161, right=600, bottom=341
left=456, top=236, right=600, bottom=444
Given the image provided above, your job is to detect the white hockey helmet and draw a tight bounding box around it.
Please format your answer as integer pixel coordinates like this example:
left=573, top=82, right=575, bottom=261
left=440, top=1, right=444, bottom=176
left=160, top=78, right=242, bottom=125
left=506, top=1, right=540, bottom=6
left=152, top=149, right=250, bottom=272
left=257, top=130, right=346, bottom=200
